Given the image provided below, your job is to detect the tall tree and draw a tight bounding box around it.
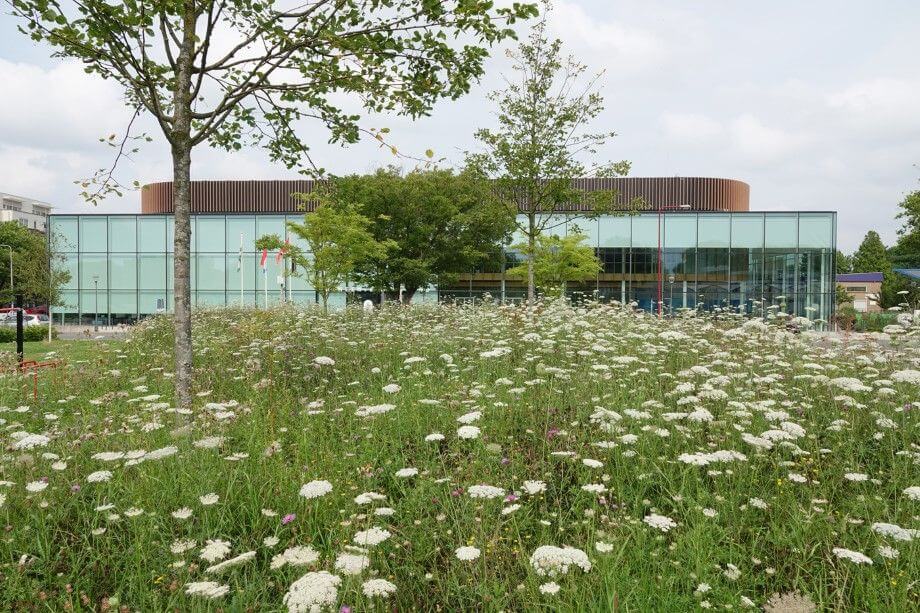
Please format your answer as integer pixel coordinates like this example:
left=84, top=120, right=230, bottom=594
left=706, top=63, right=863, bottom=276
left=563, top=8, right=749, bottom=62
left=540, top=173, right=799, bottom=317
left=10, top=0, right=537, bottom=406
left=0, top=221, right=70, bottom=309
left=890, top=188, right=920, bottom=268
left=328, top=167, right=514, bottom=302
left=466, top=10, right=632, bottom=303
left=851, top=231, right=889, bottom=273
left=506, top=230, right=600, bottom=298
left=835, top=250, right=852, bottom=275
left=286, top=202, right=390, bottom=313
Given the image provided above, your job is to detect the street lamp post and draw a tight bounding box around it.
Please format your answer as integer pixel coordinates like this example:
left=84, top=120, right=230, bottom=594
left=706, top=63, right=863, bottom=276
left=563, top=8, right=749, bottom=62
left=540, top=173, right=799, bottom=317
left=0, top=244, right=12, bottom=307
left=92, top=274, right=99, bottom=331
left=657, top=204, right=691, bottom=318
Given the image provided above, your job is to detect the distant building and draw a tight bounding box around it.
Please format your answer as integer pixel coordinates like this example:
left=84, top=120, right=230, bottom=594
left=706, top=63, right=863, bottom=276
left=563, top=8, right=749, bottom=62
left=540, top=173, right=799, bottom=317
left=49, top=177, right=836, bottom=325
left=0, top=192, right=52, bottom=233
left=837, top=272, right=883, bottom=312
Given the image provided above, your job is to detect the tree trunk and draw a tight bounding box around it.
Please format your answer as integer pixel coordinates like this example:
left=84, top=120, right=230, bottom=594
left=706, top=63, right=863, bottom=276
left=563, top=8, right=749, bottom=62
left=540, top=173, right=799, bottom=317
left=171, top=4, right=196, bottom=409
left=402, top=286, right=418, bottom=304
left=527, top=212, right=536, bottom=304
left=172, top=145, right=193, bottom=409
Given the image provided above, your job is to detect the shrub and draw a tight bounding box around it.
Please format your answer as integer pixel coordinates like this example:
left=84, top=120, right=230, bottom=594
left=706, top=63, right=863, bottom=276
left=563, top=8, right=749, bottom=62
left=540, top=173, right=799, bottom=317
left=0, top=325, right=58, bottom=342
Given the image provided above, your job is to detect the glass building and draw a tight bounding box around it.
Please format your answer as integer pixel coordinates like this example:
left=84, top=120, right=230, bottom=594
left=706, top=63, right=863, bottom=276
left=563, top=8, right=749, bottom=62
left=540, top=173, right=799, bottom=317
left=48, top=210, right=836, bottom=324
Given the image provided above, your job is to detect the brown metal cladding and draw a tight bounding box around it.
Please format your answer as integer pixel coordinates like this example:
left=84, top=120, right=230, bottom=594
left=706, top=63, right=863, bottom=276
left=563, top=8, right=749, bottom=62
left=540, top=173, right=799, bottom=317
left=140, top=177, right=749, bottom=214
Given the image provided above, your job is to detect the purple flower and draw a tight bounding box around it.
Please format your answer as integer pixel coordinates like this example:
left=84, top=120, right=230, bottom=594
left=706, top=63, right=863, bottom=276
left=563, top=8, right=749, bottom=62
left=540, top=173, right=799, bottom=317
left=500, top=457, right=510, bottom=466
left=339, top=607, right=352, bottom=613
left=505, top=494, right=518, bottom=502
left=282, top=513, right=296, bottom=525
left=546, top=427, right=560, bottom=440
left=70, top=484, right=81, bottom=492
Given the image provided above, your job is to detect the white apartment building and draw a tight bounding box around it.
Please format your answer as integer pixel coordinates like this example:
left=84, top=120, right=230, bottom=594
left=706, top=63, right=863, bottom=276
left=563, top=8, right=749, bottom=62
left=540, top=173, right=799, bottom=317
left=0, top=192, right=53, bottom=232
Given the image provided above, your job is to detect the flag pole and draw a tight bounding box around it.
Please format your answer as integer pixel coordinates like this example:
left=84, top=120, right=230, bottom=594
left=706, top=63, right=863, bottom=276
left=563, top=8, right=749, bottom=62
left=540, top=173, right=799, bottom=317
left=239, top=232, right=244, bottom=306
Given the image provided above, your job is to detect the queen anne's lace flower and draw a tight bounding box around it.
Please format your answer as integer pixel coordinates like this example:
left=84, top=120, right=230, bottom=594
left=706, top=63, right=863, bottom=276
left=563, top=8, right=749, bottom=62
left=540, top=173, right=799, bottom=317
left=283, top=571, right=341, bottom=613
left=832, top=547, right=873, bottom=565
left=299, top=480, right=333, bottom=499
left=529, top=545, right=592, bottom=577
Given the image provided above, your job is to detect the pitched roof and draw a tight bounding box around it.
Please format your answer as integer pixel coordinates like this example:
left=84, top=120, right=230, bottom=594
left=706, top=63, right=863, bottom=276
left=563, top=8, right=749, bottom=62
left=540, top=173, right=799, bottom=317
left=837, top=272, right=883, bottom=282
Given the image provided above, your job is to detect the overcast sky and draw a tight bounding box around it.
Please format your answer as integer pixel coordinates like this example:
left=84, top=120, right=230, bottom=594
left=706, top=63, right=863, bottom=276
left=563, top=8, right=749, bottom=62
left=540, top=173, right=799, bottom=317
left=1, top=0, right=919, bottom=252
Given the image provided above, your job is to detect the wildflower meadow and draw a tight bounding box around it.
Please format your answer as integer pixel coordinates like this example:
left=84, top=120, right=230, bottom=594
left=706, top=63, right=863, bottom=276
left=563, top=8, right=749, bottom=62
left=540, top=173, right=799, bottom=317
left=1, top=302, right=918, bottom=611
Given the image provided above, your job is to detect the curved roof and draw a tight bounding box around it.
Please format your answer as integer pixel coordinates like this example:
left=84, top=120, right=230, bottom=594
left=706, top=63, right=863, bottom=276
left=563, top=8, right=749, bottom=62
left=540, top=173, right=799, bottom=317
left=140, top=176, right=750, bottom=215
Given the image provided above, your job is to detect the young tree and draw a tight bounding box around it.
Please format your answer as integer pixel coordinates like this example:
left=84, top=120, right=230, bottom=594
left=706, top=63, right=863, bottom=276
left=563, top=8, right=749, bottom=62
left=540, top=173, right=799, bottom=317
left=10, top=0, right=537, bottom=406
left=506, top=231, right=600, bottom=298
left=286, top=203, right=390, bottom=313
left=466, top=11, right=633, bottom=303
left=328, top=168, right=514, bottom=302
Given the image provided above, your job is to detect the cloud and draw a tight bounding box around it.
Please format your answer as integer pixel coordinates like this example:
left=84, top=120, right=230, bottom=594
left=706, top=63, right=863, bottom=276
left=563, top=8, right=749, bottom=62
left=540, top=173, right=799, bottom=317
left=728, top=114, right=809, bottom=163
left=827, top=77, right=920, bottom=137
left=0, top=58, right=131, bottom=151
left=660, top=113, right=723, bottom=142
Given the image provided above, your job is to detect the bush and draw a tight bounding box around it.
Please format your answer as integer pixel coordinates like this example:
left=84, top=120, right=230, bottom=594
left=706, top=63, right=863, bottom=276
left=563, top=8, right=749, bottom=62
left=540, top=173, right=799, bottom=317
left=0, top=325, right=58, bottom=342
left=833, top=304, right=857, bottom=331
left=854, top=312, right=898, bottom=332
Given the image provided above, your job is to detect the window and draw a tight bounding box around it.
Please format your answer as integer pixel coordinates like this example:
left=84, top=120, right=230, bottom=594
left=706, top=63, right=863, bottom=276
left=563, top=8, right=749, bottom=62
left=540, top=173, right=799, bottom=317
left=845, top=285, right=867, bottom=293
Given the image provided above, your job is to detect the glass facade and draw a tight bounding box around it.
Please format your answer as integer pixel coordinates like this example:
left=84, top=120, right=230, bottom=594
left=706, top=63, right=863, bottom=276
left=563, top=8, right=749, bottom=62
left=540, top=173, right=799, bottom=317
left=443, top=211, right=836, bottom=322
left=49, top=211, right=835, bottom=324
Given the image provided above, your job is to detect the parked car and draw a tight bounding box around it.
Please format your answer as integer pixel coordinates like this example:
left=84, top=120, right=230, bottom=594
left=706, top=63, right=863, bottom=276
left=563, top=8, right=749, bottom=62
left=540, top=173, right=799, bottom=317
left=0, top=312, right=48, bottom=327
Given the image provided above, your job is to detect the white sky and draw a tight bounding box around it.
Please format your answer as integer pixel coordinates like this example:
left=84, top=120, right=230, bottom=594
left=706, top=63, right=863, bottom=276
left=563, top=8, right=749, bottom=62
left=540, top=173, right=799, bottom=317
left=1, top=0, right=919, bottom=251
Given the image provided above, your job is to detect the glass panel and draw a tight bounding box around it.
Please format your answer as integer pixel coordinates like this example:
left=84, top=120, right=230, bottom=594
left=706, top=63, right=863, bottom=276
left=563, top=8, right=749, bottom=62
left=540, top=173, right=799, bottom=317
left=167, top=216, right=175, bottom=253
left=227, top=216, right=257, bottom=253
left=59, top=254, right=79, bottom=290
left=631, top=215, right=659, bottom=248
left=195, top=291, right=225, bottom=306
left=697, top=214, right=730, bottom=248
left=108, top=216, right=137, bottom=252
left=256, top=216, right=286, bottom=242
left=196, top=216, right=226, bottom=252
left=139, top=254, right=166, bottom=290
left=110, top=291, right=137, bottom=314
left=138, top=217, right=167, bottom=252
left=798, top=213, right=833, bottom=249
left=139, top=290, right=168, bottom=314
left=78, top=217, right=108, bottom=252
left=664, top=214, right=696, bottom=248
left=731, top=214, right=764, bottom=248
left=228, top=291, right=257, bottom=307
left=80, top=290, right=107, bottom=315
left=286, top=216, right=310, bottom=252
left=763, top=250, right=796, bottom=312
left=227, top=254, right=256, bottom=292
left=765, top=214, right=798, bottom=248
left=56, top=290, right=78, bottom=313
left=80, top=255, right=107, bottom=288
left=110, top=255, right=137, bottom=289
left=197, top=254, right=226, bottom=291
left=598, top=216, right=630, bottom=248
left=50, top=217, right=78, bottom=252
left=568, top=217, right=599, bottom=246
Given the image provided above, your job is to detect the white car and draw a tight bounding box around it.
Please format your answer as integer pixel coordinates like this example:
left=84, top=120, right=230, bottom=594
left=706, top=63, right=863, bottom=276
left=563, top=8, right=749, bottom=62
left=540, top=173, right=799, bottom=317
left=0, top=312, right=48, bottom=327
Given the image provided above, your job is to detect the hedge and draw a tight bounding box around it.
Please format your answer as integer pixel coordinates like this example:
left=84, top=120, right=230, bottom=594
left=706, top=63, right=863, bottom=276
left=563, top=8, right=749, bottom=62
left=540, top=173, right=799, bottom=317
left=0, top=326, right=59, bottom=342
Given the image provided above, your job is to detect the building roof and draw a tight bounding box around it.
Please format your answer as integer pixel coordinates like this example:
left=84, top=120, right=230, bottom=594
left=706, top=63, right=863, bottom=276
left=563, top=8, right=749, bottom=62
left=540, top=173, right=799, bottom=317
left=139, top=177, right=751, bottom=215
left=894, top=268, right=920, bottom=280
left=837, top=272, right=883, bottom=283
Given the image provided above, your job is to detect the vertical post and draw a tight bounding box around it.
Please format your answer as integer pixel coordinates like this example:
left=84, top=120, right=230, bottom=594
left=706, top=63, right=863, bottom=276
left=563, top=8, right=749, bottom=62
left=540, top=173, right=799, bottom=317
left=500, top=247, right=506, bottom=305
left=93, top=276, right=99, bottom=331
left=263, top=266, right=268, bottom=308
left=15, top=294, right=24, bottom=364
left=239, top=233, right=244, bottom=306
left=657, top=208, right=663, bottom=317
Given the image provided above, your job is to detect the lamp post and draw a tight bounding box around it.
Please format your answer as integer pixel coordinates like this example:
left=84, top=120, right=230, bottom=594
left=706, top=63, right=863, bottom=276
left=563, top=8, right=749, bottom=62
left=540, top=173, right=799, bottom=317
left=92, top=274, right=99, bottom=331
left=657, top=204, right=691, bottom=318
left=0, top=244, right=12, bottom=307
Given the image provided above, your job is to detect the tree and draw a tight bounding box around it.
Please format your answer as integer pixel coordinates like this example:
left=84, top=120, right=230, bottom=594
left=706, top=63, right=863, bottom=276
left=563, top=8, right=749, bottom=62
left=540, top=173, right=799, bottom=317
left=506, top=230, right=600, bottom=298
left=10, top=0, right=537, bottom=407
left=851, top=231, right=889, bottom=273
left=286, top=203, right=390, bottom=313
left=835, top=284, right=852, bottom=307
left=835, top=250, right=852, bottom=275
left=890, top=189, right=920, bottom=268
left=328, top=168, right=514, bottom=302
left=466, top=10, right=633, bottom=304
left=0, top=221, right=71, bottom=309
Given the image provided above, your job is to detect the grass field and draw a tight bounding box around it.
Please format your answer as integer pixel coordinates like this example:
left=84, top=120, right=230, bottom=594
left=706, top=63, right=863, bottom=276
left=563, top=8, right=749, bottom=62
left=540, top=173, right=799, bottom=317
left=0, top=303, right=917, bottom=611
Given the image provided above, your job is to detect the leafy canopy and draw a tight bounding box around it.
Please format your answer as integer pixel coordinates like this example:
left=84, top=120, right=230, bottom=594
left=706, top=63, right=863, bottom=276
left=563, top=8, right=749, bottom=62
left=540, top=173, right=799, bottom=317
left=324, top=167, right=514, bottom=299
left=286, top=202, right=391, bottom=311
left=0, top=221, right=71, bottom=307
left=506, top=230, right=601, bottom=297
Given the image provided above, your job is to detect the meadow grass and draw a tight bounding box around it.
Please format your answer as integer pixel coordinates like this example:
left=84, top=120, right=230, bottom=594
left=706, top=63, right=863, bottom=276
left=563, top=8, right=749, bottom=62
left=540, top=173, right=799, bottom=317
left=0, top=302, right=917, bottom=611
